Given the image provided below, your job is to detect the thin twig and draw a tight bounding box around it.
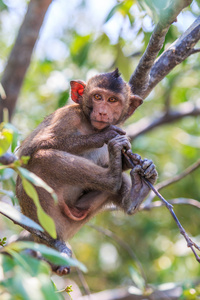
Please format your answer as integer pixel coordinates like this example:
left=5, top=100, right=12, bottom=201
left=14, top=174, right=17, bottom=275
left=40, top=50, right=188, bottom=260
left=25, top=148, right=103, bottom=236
left=73, top=252, right=91, bottom=298
left=123, top=150, right=200, bottom=263
left=140, top=198, right=200, bottom=211
left=156, top=159, right=200, bottom=191
left=126, top=102, right=200, bottom=140
left=144, top=159, right=200, bottom=205
left=0, top=209, right=55, bottom=247
left=190, top=48, right=200, bottom=54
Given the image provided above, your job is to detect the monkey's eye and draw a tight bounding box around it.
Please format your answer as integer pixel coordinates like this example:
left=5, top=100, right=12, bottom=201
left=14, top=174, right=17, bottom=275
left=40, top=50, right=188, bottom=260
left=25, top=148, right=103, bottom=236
left=94, top=94, right=102, bottom=100
left=108, top=97, right=118, bottom=103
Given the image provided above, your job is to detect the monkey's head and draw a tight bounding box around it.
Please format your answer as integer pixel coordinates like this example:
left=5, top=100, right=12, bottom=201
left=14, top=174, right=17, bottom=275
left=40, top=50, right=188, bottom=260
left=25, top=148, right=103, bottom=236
left=70, top=69, right=142, bottom=130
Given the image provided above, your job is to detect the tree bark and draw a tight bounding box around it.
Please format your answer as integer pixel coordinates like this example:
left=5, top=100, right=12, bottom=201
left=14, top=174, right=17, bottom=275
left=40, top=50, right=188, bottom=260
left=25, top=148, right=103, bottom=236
left=0, top=0, right=52, bottom=122
left=128, top=0, right=200, bottom=98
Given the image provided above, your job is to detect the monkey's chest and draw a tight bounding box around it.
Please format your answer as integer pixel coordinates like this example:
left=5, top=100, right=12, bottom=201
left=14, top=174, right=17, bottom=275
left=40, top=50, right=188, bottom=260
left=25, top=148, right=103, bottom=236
left=80, top=144, right=108, bottom=167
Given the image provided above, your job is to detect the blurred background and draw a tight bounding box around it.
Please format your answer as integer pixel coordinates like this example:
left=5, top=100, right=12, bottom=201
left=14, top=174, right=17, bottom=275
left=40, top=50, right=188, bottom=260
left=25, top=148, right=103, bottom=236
left=0, top=0, right=200, bottom=298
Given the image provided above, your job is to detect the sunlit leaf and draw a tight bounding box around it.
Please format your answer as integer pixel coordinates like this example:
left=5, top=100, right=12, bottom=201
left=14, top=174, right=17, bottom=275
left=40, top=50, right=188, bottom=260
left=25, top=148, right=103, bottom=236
left=0, top=83, right=6, bottom=99
left=105, top=3, right=123, bottom=23
left=0, top=128, right=13, bottom=156
left=5, top=241, right=87, bottom=272
left=3, top=123, right=20, bottom=153
left=70, top=34, right=92, bottom=66
left=21, top=177, right=57, bottom=239
left=0, top=188, right=14, bottom=198
left=0, top=201, right=44, bottom=232
left=57, top=90, right=69, bottom=108
left=0, top=168, right=15, bottom=180
left=129, top=266, right=145, bottom=291
left=18, top=167, right=57, bottom=203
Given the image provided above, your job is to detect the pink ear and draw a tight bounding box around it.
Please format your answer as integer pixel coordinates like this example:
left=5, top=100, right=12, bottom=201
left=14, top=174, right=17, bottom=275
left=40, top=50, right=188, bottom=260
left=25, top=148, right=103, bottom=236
left=127, top=95, right=143, bottom=118
left=70, top=80, right=86, bottom=104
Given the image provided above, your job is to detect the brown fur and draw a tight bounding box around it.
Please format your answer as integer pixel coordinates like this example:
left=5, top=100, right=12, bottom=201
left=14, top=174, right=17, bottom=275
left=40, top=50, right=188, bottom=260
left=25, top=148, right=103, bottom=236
left=16, top=70, right=157, bottom=275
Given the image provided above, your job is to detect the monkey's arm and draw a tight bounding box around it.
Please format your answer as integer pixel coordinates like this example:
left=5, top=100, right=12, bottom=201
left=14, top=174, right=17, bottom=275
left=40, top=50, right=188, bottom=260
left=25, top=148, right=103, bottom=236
left=28, top=134, right=130, bottom=194
left=20, top=125, right=126, bottom=158
left=66, top=159, right=157, bottom=222
left=37, top=125, right=126, bottom=155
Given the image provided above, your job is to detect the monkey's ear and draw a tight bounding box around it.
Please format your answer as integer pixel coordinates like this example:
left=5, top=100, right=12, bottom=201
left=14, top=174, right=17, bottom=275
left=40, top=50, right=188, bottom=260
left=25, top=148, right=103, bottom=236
left=70, top=80, right=86, bottom=104
left=126, top=95, right=143, bottom=118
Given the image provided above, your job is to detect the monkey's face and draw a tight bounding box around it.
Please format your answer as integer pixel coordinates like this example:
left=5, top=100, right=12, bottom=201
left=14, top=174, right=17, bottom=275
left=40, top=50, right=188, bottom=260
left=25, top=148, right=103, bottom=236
left=70, top=69, right=143, bottom=130
left=88, top=88, right=125, bottom=130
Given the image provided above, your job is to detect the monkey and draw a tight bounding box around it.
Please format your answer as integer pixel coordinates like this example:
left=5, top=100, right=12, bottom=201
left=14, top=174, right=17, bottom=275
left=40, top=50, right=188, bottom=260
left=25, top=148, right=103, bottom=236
left=16, top=68, right=157, bottom=275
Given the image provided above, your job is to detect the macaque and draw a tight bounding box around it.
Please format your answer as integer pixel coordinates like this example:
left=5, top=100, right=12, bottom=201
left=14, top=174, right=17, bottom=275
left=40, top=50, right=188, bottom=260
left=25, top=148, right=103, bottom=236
left=16, top=68, right=157, bottom=275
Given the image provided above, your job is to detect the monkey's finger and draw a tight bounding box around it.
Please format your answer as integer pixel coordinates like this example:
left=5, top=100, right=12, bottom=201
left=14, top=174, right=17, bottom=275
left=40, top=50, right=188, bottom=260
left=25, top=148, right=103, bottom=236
left=130, top=165, right=142, bottom=174
left=145, top=169, right=158, bottom=184
left=144, top=165, right=157, bottom=178
left=126, top=150, right=141, bottom=165
left=142, top=159, right=153, bottom=170
left=114, top=135, right=131, bottom=150
left=130, top=165, right=144, bottom=184
left=110, top=125, right=126, bottom=135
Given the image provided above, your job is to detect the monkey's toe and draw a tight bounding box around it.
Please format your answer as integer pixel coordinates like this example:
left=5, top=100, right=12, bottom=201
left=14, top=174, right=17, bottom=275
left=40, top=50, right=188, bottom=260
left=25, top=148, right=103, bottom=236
left=55, top=265, right=71, bottom=276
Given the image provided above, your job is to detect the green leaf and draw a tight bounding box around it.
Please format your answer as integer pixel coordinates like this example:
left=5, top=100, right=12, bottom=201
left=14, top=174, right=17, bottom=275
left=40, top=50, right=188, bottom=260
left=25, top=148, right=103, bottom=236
left=129, top=266, right=145, bottom=291
left=21, top=177, right=57, bottom=239
left=5, top=241, right=87, bottom=272
left=57, top=90, right=69, bottom=108
left=105, top=3, right=123, bottom=23
left=0, top=201, right=44, bottom=232
left=70, top=34, right=92, bottom=66
left=0, top=188, right=14, bottom=198
left=18, top=167, right=57, bottom=203
left=0, top=253, right=56, bottom=299
left=0, top=128, right=13, bottom=156
left=0, top=168, right=15, bottom=180
left=3, top=123, right=20, bottom=152
left=20, top=156, right=30, bottom=165
left=0, top=253, right=15, bottom=272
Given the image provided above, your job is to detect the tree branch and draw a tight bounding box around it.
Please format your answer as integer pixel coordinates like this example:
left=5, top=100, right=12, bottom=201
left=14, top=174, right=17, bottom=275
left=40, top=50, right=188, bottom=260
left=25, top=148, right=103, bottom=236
left=0, top=0, right=52, bottom=122
left=0, top=209, right=47, bottom=242
left=129, top=0, right=193, bottom=97
left=126, top=102, right=200, bottom=140
left=146, top=16, right=200, bottom=97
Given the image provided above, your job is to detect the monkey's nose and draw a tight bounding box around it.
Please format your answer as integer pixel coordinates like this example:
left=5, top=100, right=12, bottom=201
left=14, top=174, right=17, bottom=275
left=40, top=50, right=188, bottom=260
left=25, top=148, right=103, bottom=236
left=99, top=112, right=107, bottom=116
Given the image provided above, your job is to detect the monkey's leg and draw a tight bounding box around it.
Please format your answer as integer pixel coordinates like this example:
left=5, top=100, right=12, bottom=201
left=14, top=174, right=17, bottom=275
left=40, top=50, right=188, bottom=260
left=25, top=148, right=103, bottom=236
left=73, top=190, right=111, bottom=219
left=49, top=239, right=72, bottom=276
left=31, top=135, right=130, bottom=193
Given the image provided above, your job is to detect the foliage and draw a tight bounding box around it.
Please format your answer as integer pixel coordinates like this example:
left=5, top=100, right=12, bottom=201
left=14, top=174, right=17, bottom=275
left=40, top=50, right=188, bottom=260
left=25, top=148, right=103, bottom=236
left=0, top=0, right=200, bottom=299
left=0, top=123, right=86, bottom=299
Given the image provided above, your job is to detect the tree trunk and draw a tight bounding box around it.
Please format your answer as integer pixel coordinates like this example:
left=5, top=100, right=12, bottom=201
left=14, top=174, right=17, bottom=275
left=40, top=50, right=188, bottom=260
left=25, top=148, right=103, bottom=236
left=0, top=0, right=52, bottom=122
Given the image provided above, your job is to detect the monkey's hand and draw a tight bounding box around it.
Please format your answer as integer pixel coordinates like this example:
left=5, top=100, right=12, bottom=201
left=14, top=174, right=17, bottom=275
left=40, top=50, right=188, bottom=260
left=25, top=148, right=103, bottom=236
left=126, top=159, right=158, bottom=214
left=107, top=135, right=131, bottom=192
left=101, top=125, right=126, bottom=144
left=130, top=158, right=158, bottom=185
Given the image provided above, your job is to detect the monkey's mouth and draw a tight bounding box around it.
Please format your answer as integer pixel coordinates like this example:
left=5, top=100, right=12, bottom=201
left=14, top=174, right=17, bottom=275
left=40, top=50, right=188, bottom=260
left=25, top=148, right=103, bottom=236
left=91, top=120, right=110, bottom=130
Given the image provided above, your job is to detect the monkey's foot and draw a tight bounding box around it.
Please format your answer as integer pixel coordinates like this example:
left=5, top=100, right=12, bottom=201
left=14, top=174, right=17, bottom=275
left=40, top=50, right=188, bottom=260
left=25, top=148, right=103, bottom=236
left=52, top=264, right=71, bottom=276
